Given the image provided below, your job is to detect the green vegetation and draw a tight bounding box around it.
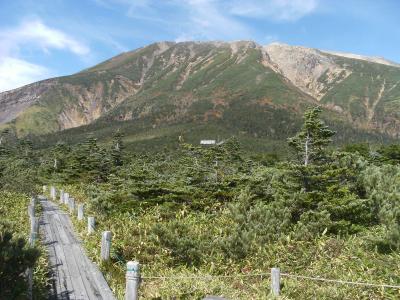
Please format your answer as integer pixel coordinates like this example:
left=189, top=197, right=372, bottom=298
left=2, top=41, right=399, bottom=156
left=1, top=40, right=400, bottom=299
left=321, top=54, right=400, bottom=134
left=0, top=192, right=50, bottom=299
left=0, top=130, right=50, bottom=298
left=37, top=108, right=400, bottom=299
left=1, top=107, right=400, bottom=299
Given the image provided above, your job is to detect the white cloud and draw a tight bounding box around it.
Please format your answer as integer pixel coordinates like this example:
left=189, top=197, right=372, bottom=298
left=0, top=57, right=49, bottom=92
left=228, top=0, right=318, bottom=21
left=184, top=0, right=251, bottom=40
left=0, top=19, right=89, bottom=56
left=0, top=19, right=90, bottom=92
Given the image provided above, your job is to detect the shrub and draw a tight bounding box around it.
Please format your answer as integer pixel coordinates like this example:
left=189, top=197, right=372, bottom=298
left=0, top=222, right=40, bottom=299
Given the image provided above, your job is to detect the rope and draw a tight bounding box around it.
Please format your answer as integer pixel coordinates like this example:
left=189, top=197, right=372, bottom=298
left=141, top=272, right=400, bottom=289
left=280, top=273, right=400, bottom=289
left=142, top=273, right=270, bottom=280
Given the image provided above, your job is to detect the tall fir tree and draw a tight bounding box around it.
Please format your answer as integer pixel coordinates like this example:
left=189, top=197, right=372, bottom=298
left=111, top=130, right=124, bottom=167
left=288, top=106, right=335, bottom=166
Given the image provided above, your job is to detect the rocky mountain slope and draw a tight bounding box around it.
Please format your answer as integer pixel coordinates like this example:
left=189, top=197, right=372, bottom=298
left=1, top=41, right=399, bottom=143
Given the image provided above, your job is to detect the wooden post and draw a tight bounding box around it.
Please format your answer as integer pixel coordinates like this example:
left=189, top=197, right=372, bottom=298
left=29, top=231, right=38, bottom=246
left=50, top=186, right=56, bottom=200
left=27, top=197, right=37, bottom=300
left=30, top=217, right=39, bottom=246
left=27, top=267, right=33, bottom=300
left=63, top=192, right=69, bottom=205
left=28, top=215, right=39, bottom=300
left=77, top=204, right=84, bottom=221
left=28, top=197, right=36, bottom=221
left=88, top=217, right=95, bottom=234
left=59, top=190, right=64, bottom=203
left=271, top=267, right=280, bottom=296
left=69, top=198, right=75, bottom=214
left=101, top=231, right=112, bottom=261
left=28, top=205, right=35, bottom=219
left=125, top=261, right=140, bottom=300
left=30, top=197, right=36, bottom=207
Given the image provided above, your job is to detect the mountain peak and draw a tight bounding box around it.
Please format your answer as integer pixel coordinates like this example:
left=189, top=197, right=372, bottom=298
left=1, top=40, right=400, bottom=140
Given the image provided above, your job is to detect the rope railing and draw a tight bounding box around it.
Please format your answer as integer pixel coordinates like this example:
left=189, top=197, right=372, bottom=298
left=280, top=272, right=400, bottom=289
left=140, top=271, right=400, bottom=289
left=141, top=273, right=270, bottom=280
left=136, top=268, right=400, bottom=298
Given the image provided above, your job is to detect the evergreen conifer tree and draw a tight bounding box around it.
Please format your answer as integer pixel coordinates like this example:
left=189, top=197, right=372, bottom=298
left=284, top=107, right=370, bottom=234
left=288, top=106, right=335, bottom=166
left=111, top=130, right=124, bottom=167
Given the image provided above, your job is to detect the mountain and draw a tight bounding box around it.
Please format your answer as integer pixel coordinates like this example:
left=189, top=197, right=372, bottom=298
left=0, top=41, right=399, bottom=150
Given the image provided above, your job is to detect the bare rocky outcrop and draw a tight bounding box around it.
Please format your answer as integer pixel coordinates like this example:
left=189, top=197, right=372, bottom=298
left=0, top=74, right=138, bottom=131
left=58, top=76, right=137, bottom=130
left=263, top=42, right=352, bottom=100
left=0, top=79, right=56, bottom=123
left=139, top=42, right=173, bottom=85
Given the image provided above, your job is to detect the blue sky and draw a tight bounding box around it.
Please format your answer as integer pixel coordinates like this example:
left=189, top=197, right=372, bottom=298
left=0, top=0, right=399, bottom=92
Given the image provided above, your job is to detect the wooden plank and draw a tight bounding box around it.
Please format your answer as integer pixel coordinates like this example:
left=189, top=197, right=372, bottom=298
left=45, top=202, right=74, bottom=297
left=62, top=243, right=89, bottom=299
left=40, top=197, right=116, bottom=300
left=71, top=243, right=103, bottom=299
left=40, top=200, right=73, bottom=298
left=49, top=203, right=91, bottom=299
left=44, top=199, right=111, bottom=299
left=82, top=253, right=117, bottom=299
left=52, top=210, right=88, bottom=299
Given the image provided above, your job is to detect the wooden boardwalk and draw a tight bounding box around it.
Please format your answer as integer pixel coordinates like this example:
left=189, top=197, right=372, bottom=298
left=40, top=197, right=116, bottom=300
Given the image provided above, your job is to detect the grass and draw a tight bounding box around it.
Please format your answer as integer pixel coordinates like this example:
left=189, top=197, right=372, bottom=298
left=0, top=191, right=51, bottom=299
left=13, top=105, right=59, bottom=136
left=52, top=184, right=400, bottom=300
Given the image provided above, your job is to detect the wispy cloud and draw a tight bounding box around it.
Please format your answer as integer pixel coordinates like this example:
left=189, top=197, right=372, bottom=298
left=0, top=19, right=90, bottom=92
left=92, top=0, right=317, bottom=43
left=0, top=19, right=89, bottom=56
left=93, top=0, right=252, bottom=40
left=183, top=0, right=251, bottom=40
left=228, top=0, right=318, bottom=21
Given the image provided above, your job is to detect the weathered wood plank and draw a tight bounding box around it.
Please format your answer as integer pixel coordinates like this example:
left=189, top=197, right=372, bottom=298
left=40, top=197, right=116, bottom=300
left=71, top=243, right=103, bottom=299
left=41, top=203, right=74, bottom=298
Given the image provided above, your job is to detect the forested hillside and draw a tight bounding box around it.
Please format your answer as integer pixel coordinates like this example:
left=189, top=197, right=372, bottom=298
left=1, top=107, right=399, bottom=299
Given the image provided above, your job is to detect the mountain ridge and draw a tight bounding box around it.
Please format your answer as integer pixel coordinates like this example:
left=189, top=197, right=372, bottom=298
left=1, top=40, right=399, bottom=145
